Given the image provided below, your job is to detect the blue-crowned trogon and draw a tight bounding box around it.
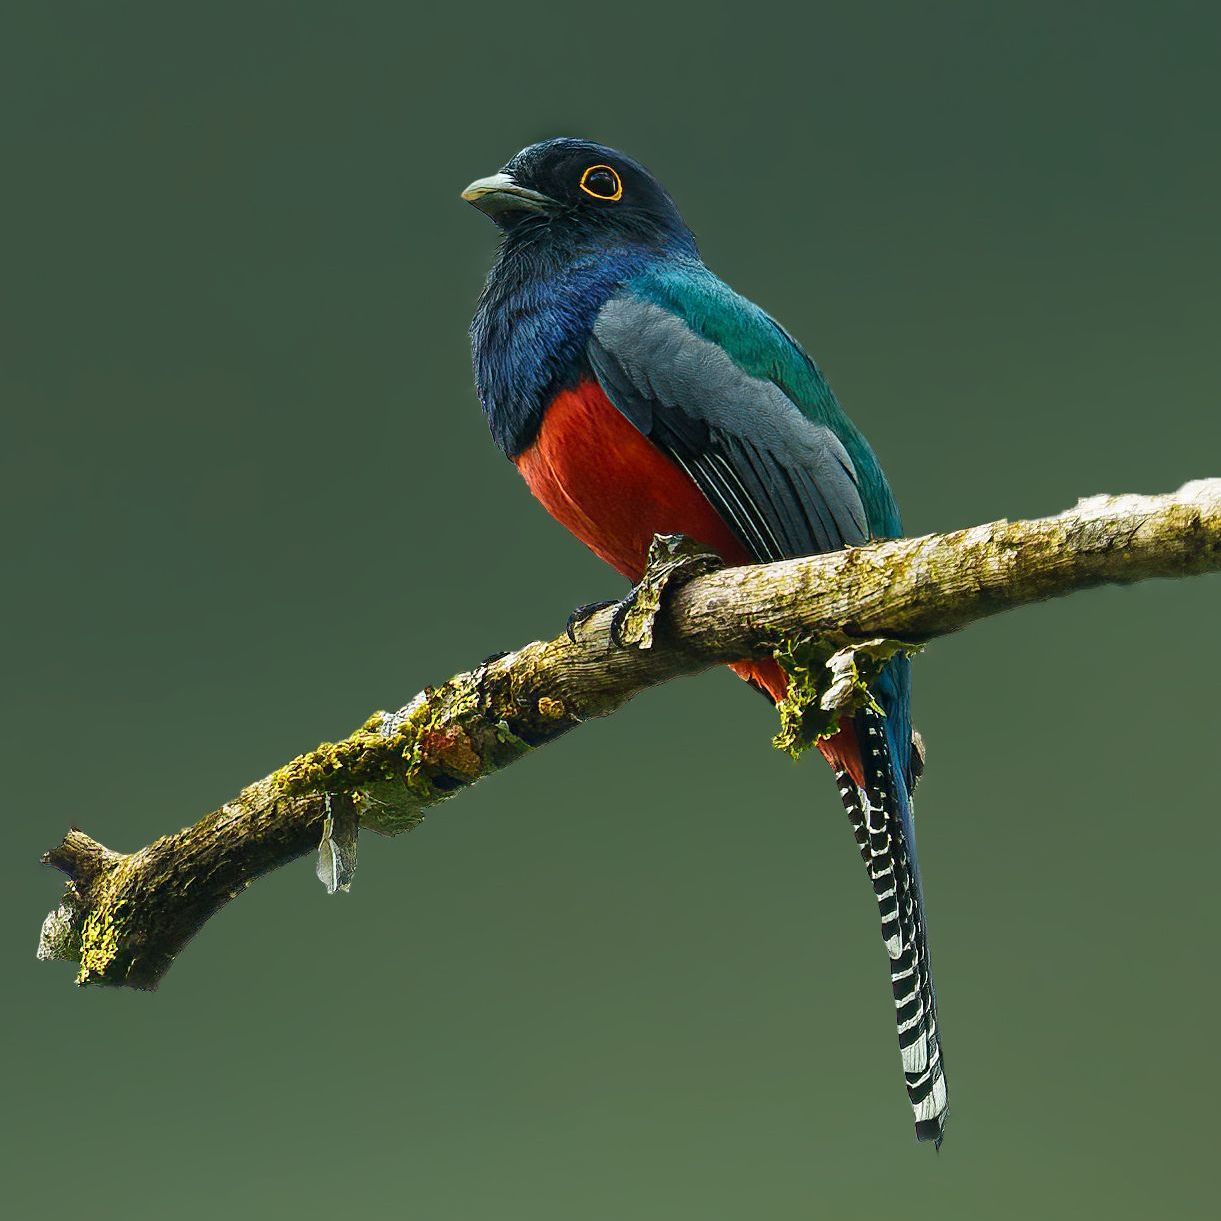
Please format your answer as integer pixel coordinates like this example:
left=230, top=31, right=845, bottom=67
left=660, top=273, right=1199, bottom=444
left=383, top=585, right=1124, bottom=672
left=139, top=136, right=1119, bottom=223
left=464, top=139, right=947, bottom=1145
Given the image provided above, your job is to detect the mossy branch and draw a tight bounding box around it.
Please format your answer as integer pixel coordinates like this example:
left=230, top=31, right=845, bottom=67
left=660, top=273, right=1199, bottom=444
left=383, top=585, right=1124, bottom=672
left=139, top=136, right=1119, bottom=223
left=38, top=480, right=1220, bottom=989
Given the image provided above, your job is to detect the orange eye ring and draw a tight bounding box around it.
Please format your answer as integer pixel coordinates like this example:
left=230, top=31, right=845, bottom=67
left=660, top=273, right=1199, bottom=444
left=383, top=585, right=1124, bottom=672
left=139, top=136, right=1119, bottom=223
left=579, top=164, right=623, bottom=202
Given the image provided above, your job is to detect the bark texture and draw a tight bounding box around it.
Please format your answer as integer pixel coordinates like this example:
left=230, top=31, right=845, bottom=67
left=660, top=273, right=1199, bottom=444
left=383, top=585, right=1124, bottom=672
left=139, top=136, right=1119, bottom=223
left=38, top=480, right=1220, bottom=989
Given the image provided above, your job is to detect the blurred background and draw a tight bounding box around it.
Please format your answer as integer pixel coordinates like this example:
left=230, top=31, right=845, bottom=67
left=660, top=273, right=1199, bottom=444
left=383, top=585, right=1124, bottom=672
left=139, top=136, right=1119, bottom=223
left=4, top=2, right=1219, bottom=1218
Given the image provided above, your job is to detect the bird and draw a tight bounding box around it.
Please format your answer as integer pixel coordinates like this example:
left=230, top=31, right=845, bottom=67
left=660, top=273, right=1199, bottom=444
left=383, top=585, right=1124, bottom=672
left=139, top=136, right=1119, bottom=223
left=462, top=138, right=948, bottom=1145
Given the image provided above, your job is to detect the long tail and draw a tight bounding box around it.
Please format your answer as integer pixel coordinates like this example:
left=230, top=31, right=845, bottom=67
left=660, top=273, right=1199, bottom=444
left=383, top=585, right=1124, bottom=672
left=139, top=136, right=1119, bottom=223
left=836, top=700, right=948, bottom=1146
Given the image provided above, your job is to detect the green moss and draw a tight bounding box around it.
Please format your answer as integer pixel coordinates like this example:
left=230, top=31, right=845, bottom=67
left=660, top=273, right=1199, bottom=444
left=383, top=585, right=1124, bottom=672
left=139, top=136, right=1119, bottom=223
left=268, top=674, right=539, bottom=836
left=772, top=635, right=919, bottom=759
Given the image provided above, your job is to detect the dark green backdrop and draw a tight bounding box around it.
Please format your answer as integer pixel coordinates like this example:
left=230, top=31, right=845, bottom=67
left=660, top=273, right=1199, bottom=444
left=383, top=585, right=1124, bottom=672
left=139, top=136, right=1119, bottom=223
left=5, top=3, right=1219, bottom=1218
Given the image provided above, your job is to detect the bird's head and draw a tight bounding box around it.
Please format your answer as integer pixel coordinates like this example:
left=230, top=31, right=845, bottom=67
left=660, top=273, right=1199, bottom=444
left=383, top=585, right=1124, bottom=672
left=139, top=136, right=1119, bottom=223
left=462, top=138, right=696, bottom=255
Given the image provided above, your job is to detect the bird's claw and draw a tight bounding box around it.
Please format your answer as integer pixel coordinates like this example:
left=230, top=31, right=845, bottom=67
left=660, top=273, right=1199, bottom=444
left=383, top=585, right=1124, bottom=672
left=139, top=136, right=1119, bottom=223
left=565, top=600, right=617, bottom=643
left=607, top=597, right=637, bottom=648
left=564, top=594, right=648, bottom=647
left=564, top=534, right=725, bottom=651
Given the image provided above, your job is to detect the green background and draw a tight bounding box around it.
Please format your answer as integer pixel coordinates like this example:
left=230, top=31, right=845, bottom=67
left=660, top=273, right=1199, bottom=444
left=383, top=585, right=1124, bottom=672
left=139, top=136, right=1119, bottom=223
left=4, top=3, right=1219, bottom=1218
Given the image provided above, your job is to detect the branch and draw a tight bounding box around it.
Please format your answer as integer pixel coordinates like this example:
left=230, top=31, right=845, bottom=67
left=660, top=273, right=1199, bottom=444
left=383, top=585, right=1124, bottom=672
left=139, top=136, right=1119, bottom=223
left=38, top=481, right=1220, bottom=988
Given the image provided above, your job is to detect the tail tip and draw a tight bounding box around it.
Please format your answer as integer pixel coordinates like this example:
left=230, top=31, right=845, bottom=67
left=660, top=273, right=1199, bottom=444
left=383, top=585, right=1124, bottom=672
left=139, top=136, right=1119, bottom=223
left=915, top=1115, right=947, bottom=1149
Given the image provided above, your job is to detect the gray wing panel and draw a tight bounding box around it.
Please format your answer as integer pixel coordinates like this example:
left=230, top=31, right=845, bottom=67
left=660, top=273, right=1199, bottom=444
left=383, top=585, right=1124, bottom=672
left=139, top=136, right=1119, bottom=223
left=588, top=296, right=868, bottom=562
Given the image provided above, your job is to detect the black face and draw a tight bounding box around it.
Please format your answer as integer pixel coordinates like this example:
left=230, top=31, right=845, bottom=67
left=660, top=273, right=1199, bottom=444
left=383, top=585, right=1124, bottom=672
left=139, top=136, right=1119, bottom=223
left=463, top=138, right=694, bottom=250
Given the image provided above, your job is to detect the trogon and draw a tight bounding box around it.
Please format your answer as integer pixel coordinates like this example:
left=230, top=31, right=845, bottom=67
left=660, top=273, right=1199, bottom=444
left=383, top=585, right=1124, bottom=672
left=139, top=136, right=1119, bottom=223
left=463, top=138, right=948, bottom=1145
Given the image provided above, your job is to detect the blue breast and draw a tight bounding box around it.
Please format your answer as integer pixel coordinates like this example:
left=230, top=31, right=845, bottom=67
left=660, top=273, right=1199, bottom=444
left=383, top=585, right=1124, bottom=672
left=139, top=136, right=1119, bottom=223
left=471, top=243, right=661, bottom=457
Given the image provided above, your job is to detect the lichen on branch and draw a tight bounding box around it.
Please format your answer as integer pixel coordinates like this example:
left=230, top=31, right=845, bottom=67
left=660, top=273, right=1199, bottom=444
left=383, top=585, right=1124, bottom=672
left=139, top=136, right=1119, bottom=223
left=36, top=480, right=1220, bottom=989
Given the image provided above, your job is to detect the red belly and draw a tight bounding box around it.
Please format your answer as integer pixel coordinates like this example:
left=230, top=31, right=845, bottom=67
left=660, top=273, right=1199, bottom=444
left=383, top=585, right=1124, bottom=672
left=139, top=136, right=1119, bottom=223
left=515, top=380, right=863, bottom=783
left=516, top=382, right=747, bottom=581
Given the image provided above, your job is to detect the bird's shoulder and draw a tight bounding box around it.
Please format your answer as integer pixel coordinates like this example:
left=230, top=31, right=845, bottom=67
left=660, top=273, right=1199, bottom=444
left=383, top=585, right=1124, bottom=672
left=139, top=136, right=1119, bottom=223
left=590, top=260, right=901, bottom=539
left=610, top=261, right=839, bottom=421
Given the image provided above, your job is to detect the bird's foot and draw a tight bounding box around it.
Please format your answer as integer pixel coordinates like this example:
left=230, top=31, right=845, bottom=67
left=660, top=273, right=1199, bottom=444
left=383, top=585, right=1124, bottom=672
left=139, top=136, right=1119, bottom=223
left=566, top=534, right=724, bottom=650
left=565, top=601, right=617, bottom=643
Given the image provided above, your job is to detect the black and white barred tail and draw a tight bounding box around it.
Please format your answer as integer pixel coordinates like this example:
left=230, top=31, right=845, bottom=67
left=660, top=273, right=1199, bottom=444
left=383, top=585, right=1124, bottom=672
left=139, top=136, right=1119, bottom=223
left=837, top=705, right=948, bottom=1146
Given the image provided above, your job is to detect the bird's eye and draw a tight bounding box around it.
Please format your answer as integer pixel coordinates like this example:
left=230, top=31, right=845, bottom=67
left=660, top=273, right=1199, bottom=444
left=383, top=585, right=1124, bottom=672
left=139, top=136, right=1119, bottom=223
left=579, top=164, right=623, bottom=201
